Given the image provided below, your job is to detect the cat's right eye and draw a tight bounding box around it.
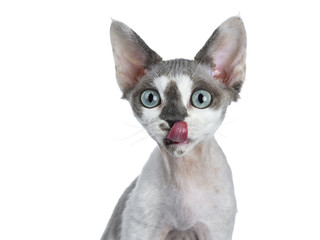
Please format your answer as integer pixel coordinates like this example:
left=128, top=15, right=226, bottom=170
left=140, top=90, right=161, bottom=108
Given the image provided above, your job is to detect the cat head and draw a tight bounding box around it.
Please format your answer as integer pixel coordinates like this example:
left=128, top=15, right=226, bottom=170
left=110, top=17, right=247, bottom=157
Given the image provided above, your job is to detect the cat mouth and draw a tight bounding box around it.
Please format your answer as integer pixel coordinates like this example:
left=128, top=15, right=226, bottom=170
left=162, top=137, right=192, bottom=157
left=164, top=138, right=190, bottom=146
left=164, top=121, right=189, bottom=146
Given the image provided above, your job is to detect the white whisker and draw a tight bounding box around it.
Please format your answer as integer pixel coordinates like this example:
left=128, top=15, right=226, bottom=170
left=215, top=131, right=227, bottom=138
left=130, top=136, right=153, bottom=146
left=151, top=67, right=160, bottom=78
left=117, top=119, right=142, bottom=129
left=221, top=119, right=236, bottom=126
left=192, top=54, right=207, bottom=78
left=113, top=128, right=147, bottom=141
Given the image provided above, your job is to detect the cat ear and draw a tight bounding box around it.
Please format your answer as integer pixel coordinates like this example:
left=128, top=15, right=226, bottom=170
left=110, top=20, right=162, bottom=94
left=195, top=17, right=247, bottom=93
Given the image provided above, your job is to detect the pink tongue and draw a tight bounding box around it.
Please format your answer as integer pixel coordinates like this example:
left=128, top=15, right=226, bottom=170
left=167, top=121, right=188, bottom=143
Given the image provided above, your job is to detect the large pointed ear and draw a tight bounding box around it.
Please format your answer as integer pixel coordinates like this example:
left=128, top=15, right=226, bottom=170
left=195, top=17, right=247, bottom=94
left=110, top=20, right=162, bottom=94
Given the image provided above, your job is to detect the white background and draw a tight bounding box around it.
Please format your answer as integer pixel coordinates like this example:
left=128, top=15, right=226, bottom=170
left=1, top=0, right=320, bottom=239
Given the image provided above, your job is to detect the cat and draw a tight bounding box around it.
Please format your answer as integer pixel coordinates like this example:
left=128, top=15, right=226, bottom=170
left=101, top=16, right=247, bottom=240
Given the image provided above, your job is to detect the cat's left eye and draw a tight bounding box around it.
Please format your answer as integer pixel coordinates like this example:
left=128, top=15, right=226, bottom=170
left=191, top=90, right=212, bottom=109
left=141, top=90, right=161, bottom=108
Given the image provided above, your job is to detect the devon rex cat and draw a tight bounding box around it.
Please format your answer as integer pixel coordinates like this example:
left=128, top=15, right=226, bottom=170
left=102, top=16, right=247, bottom=240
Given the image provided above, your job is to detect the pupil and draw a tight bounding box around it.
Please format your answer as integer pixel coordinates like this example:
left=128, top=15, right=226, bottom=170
left=148, top=93, right=153, bottom=102
left=198, top=94, right=204, bottom=103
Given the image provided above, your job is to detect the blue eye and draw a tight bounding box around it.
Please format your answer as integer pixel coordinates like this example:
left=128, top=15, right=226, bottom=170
left=191, top=90, right=212, bottom=109
left=141, top=90, right=161, bottom=108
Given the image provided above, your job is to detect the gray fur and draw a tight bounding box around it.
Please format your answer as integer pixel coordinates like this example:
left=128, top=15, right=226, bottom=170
left=110, top=20, right=162, bottom=94
left=159, top=81, right=188, bottom=126
left=103, top=16, right=247, bottom=240
left=111, top=21, right=162, bottom=68
left=129, top=79, right=157, bottom=118
left=194, top=17, right=246, bottom=93
left=101, top=178, right=138, bottom=240
left=165, top=228, right=199, bottom=240
left=127, top=58, right=236, bottom=120
left=194, top=28, right=220, bottom=68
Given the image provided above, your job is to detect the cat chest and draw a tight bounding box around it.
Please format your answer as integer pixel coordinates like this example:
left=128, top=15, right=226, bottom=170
left=163, top=179, right=234, bottom=230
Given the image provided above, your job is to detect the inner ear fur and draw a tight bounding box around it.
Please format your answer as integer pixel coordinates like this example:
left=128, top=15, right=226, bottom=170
left=194, top=16, right=247, bottom=94
left=110, top=20, right=162, bottom=94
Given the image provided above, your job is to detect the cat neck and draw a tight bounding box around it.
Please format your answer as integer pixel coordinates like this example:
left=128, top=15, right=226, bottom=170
left=159, top=137, right=227, bottom=186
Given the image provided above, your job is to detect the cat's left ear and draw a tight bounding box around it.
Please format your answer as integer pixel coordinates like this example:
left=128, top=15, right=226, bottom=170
left=110, top=20, right=162, bottom=95
left=195, top=17, right=247, bottom=95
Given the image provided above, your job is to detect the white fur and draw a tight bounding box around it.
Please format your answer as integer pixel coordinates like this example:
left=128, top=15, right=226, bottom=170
left=104, top=16, right=246, bottom=240
left=141, top=75, right=224, bottom=157
left=174, top=75, right=194, bottom=106
left=120, top=138, right=236, bottom=240
left=118, top=75, right=236, bottom=239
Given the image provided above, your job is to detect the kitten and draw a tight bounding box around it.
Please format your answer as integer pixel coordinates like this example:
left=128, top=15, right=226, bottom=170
left=102, top=16, right=247, bottom=240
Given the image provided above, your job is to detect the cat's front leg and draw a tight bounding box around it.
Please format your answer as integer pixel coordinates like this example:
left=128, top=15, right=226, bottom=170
left=120, top=215, right=169, bottom=240
left=120, top=192, right=169, bottom=240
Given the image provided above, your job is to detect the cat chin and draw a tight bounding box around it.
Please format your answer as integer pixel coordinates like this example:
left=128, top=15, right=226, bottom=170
left=159, top=139, right=195, bottom=158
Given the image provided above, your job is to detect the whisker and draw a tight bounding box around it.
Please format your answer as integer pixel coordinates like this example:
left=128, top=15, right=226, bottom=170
left=222, top=118, right=235, bottom=125
left=113, top=128, right=147, bottom=141
left=130, top=135, right=153, bottom=146
left=129, top=126, right=160, bottom=146
left=215, top=131, right=227, bottom=138
left=117, top=119, right=142, bottom=129
left=151, top=67, right=160, bottom=78
left=192, top=53, right=207, bottom=78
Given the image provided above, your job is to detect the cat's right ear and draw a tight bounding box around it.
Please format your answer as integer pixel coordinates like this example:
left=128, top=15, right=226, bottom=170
left=110, top=20, right=162, bottom=95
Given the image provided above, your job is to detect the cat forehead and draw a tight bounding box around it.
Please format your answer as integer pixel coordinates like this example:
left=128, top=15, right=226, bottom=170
left=149, top=59, right=227, bottom=95
left=154, top=75, right=192, bottom=94
left=154, top=75, right=193, bottom=105
left=128, top=58, right=236, bottom=116
left=150, top=59, right=206, bottom=77
left=124, top=58, right=222, bottom=98
left=129, top=58, right=229, bottom=100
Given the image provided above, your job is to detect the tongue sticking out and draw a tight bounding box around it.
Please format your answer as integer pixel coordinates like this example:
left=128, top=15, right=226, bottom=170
left=166, top=121, right=188, bottom=144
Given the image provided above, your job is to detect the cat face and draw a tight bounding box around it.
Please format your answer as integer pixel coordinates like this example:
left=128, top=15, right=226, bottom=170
left=127, top=60, right=234, bottom=156
left=110, top=17, right=247, bottom=157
